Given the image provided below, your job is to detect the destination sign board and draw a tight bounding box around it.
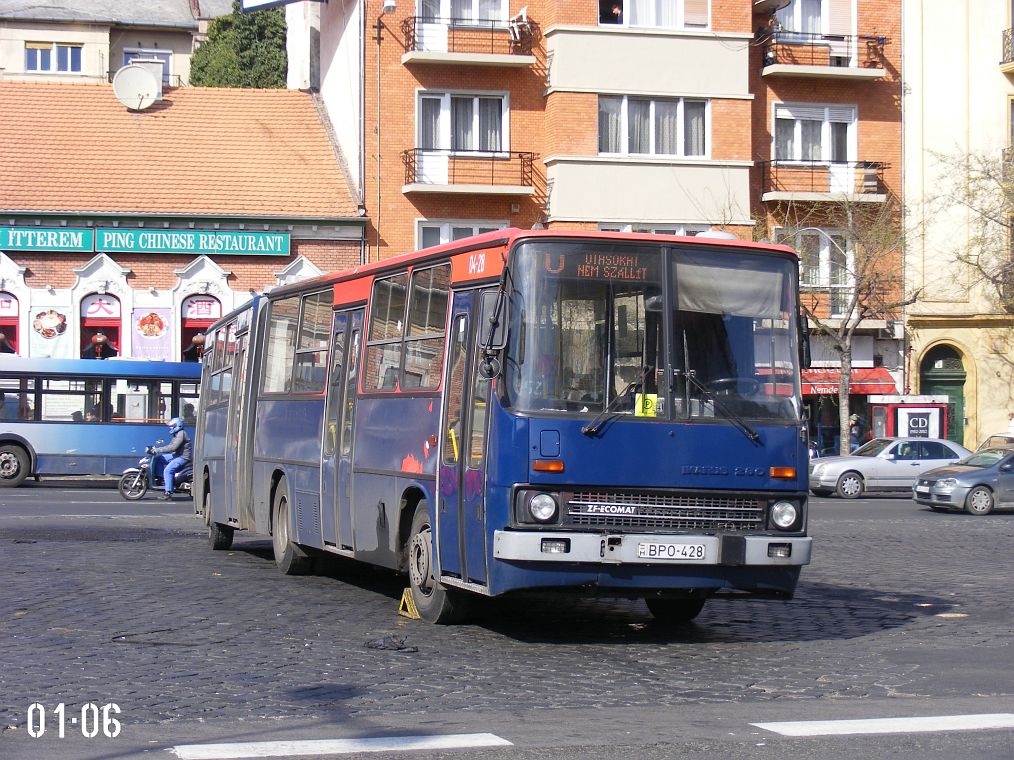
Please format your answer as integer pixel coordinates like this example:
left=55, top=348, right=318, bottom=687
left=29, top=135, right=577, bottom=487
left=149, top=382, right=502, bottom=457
left=542, top=250, right=659, bottom=282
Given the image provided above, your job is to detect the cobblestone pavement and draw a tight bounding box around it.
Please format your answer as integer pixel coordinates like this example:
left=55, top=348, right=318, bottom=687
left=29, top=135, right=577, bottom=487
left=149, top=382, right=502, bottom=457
left=1, top=504, right=1012, bottom=730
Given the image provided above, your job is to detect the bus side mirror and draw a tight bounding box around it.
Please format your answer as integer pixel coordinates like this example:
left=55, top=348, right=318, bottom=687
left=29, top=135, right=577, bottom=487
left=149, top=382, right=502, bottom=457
left=477, top=290, right=508, bottom=351
left=798, top=311, right=811, bottom=368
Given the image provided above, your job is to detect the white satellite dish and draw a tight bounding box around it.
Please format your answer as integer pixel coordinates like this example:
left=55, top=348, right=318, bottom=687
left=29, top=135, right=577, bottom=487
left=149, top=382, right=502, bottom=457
left=112, top=64, right=160, bottom=111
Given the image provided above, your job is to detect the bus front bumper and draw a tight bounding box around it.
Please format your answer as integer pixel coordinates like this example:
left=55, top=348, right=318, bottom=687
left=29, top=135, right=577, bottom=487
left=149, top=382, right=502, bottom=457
left=493, top=531, right=811, bottom=567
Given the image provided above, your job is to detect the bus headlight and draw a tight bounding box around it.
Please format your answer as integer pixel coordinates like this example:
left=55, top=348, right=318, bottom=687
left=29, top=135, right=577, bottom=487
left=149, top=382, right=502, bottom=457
left=770, top=501, right=798, bottom=529
left=529, top=493, right=558, bottom=523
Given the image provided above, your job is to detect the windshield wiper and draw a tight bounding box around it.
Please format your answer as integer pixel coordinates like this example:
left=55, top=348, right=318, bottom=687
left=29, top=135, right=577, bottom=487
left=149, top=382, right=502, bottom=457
left=680, top=329, right=760, bottom=445
left=581, top=369, right=647, bottom=437
left=682, top=370, right=761, bottom=445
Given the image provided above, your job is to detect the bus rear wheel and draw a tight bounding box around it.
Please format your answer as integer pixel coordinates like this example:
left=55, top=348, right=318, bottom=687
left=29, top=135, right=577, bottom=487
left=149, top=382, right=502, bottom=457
left=644, top=597, right=707, bottom=624
left=0, top=444, right=29, bottom=487
left=117, top=470, right=148, bottom=500
left=407, top=502, right=469, bottom=624
left=271, top=480, right=312, bottom=575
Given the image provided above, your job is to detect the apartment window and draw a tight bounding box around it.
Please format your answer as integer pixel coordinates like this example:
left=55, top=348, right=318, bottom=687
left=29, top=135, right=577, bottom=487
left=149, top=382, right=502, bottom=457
left=776, top=0, right=822, bottom=34
left=419, top=92, right=507, bottom=153
left=25, top=42, right=82, bottom=73
left=124, top=50, right=171, bottom=85
left=449, top=0, right=506, bottom=24
left=599, top=223, right=709, bottom=236
left=599, top=0, right=708, bottom=28
left=779, top=228, right=852, bottom=314
left=599, top=96, right=707, bottom=157
left=774, top=103, right=854, bottom=163
left=419, top=221, right=507, bottom=249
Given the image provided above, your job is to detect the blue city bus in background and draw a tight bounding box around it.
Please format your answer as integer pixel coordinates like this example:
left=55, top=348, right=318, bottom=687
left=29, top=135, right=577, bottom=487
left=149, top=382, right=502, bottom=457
left=0, top=357, right=201, bottom=486
left=196, top=229, right=812, bottom=623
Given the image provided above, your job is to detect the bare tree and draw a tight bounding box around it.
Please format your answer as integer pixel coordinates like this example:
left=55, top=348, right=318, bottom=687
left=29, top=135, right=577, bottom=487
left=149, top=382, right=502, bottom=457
left=761, top=193, right=920, bottom=454
left=930, top=151, right=1014, bottom=309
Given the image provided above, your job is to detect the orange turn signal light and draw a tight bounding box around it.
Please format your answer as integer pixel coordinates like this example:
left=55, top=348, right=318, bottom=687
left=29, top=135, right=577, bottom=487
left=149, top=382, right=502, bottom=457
left=532, top=459, right=565, bottom=473
left=769, top=466, right=796, bottom=479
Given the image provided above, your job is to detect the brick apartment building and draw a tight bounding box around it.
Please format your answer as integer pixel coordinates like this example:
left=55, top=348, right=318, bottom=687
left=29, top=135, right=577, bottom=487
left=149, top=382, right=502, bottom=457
left=750, top=0, right=904, bottom=448
left=291, top=0, right=903, bottom=446
left=0, top=81, right=364, bottom=360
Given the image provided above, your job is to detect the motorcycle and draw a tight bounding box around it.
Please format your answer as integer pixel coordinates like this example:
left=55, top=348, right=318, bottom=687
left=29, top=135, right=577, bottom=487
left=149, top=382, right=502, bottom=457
left=117, top=442, right=193, bottom=501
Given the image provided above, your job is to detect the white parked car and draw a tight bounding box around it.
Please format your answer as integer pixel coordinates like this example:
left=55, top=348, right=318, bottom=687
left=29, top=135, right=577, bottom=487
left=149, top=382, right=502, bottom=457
left=808, top=437, right=972, bottom=499
left=975, top=433, right=1014, bottom=452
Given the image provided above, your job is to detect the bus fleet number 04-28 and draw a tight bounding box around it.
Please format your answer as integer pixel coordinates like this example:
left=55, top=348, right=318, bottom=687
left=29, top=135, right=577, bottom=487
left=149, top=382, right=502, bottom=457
left=26, top=703, right=121, bottom=739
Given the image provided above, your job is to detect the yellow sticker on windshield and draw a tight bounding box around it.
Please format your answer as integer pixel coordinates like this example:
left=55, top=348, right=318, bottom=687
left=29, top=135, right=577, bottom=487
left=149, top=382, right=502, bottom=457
left=635, top=393, right=657, bottom=417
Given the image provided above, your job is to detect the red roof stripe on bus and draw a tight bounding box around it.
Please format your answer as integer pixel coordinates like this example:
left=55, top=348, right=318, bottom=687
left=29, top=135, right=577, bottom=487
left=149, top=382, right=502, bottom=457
left=269, top=228, right=797, bottom=301
left=333, top=277, right=372, bottom=306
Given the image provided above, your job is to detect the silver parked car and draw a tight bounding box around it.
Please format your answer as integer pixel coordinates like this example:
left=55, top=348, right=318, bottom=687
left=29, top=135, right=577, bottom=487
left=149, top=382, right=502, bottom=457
left=914, top=447, right=1014, bottom=515
left=809, top=437, right=972, bottom=499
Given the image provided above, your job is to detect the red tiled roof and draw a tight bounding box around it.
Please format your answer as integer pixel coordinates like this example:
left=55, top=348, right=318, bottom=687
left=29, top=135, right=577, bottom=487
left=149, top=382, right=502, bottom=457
left=0, top=81, right=359, bottom=219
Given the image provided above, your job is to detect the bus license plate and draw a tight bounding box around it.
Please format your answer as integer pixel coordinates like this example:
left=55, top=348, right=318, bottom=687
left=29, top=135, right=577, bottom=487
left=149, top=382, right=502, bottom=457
left=637, top=542, right=707, bottom=561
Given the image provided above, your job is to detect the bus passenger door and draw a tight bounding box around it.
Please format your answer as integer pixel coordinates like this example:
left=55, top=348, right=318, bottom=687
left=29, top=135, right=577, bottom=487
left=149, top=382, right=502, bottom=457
left=320, top=311, right=349, bottom=547
left=337, top=311, right=363, bottom=550
left=438, top=291, right=491, bottom=586
left=225, top=330, right=248, bottom=526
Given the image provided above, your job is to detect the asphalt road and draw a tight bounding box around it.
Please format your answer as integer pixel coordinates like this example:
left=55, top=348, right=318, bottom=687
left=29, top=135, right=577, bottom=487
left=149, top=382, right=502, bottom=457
left=0, top=480, right=1012, bottom=760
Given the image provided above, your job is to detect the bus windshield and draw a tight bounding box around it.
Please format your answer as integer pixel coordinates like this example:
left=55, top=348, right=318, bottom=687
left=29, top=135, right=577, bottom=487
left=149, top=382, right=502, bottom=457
left=505, top=240, right=800, bottom=423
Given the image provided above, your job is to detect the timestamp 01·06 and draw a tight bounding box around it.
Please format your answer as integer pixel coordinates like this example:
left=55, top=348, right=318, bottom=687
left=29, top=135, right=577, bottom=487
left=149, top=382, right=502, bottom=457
left=26, top=703, right=121, bottom=739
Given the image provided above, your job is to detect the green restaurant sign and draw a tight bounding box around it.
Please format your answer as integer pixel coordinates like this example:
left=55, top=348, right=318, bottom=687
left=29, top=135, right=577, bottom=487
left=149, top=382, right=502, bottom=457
left=1, top=226, right=290, bottom=256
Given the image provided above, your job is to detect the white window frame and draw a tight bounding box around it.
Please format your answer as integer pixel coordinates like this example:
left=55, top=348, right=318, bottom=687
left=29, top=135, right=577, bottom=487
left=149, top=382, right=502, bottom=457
left=778, top=227, right=854, bottom=316
left=776, top=0, right=825, bottom=35
left=417, top=220, right=508, bottom=249
left=123, top=48, right=172, bottom=85
left=417, top=90, right=510, bottom=155
left=599, top=0, right=710, bottom=30
left=419, top=0, right=508, bottom=24
left=598, top=96, right=709, bottom=159
left=773, top=103, right=855, bottom=164
left=599, top=223, right=710, bottom=236
left=25, top=42, right=82, bottom=74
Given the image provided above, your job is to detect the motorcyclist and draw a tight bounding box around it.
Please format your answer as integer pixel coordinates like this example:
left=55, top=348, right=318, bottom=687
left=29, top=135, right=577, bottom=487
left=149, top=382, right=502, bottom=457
left=150, top=417, right=192, bottom=501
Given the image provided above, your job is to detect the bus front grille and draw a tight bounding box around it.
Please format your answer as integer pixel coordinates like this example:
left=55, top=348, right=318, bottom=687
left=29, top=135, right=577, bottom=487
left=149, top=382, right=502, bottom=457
left=565, top=490, right=766, bottom=532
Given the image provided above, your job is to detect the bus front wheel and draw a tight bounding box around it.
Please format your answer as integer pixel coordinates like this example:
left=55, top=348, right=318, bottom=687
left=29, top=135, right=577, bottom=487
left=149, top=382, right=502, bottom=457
left=0, top=444, right=29, bottom=487
left=271, top=480, right=312, bottom=575
left=644, top=597, right=707, bottom=624
left=407, top=502, right=469, bottom=624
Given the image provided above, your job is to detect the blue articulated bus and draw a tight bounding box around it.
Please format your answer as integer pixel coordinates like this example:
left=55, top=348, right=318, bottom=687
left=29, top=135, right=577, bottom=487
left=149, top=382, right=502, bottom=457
left=0, top=357, right=201, bottom=486
left=196, top=229, right=812, bottom=623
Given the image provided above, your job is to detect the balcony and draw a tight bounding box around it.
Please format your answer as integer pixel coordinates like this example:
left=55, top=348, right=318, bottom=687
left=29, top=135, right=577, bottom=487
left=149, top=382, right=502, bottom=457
left=400, top=13, right=536, bottom=67
left=1002, top=29, right=1014, bottom=74
left=759, top=160, right=886, bottom=202
left=401, top=149, right=536, bottom=195
left=760, top=32, right=888, bottom=80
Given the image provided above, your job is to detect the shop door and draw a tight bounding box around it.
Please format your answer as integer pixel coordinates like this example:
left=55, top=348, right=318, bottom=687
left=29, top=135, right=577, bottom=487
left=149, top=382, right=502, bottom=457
left=920, top=345, right=966, bottom=445
left=437, top=290, right=492, bottom=586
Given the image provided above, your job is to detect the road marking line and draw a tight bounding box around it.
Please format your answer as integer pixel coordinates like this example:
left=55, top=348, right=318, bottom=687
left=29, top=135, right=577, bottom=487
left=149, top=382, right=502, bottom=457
left=171, top=733, right=513, bottom=759
left=752, top=713, right=1014, bottom=737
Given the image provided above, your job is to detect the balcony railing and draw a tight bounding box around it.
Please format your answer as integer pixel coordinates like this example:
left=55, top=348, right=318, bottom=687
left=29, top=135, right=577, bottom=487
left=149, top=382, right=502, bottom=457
left=401, top=15, right=534, bottom=56
left=761, top=31, right=887, bottom=69
left=402, top=149, right=535, bottom=189
left=759, top=160, right=886, bottom=196
left=1003, top=28, right=1014, bottom=67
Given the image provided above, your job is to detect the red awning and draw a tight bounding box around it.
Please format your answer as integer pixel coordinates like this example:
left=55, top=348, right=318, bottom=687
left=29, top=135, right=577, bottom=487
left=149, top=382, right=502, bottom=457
left=801, top=367, right=899, bottom=396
